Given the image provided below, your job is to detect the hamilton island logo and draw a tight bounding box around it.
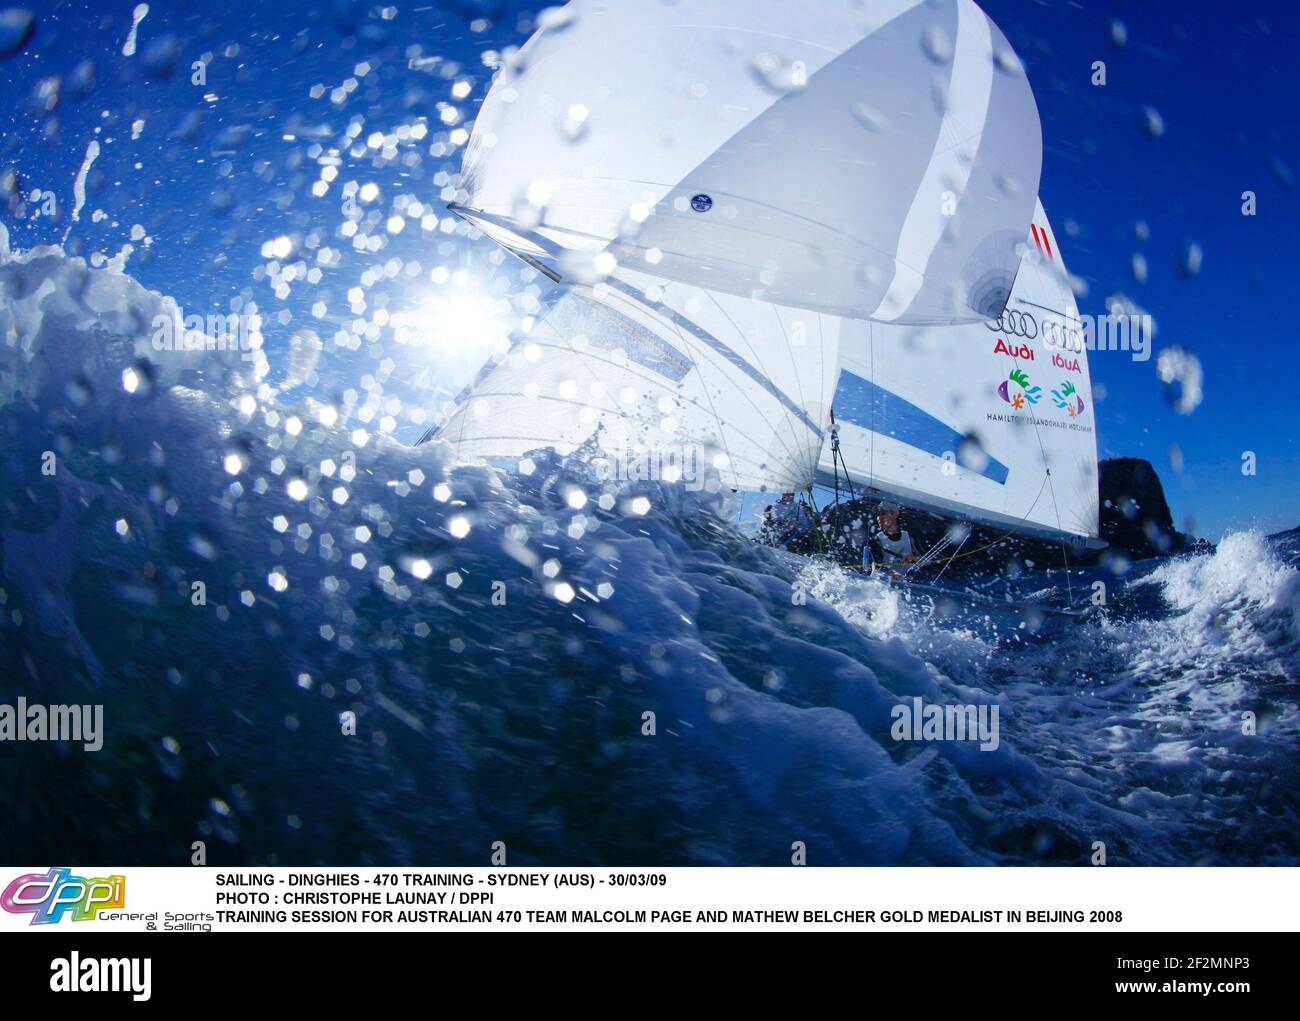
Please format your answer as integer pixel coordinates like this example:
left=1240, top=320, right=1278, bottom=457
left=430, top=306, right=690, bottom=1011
left=1051, top=379, right=1085, bottom=417
left=690, top=193, right=713, bottom=213
left=1, top=868, right=126, bottom=925
left=997, top=368, right=1041, bottom=410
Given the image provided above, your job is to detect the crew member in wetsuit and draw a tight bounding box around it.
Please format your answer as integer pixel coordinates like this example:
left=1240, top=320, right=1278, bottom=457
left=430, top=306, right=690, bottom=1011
left=863, top=500, right=918, bottom=578
left=760, top=491, right=818, bottom=554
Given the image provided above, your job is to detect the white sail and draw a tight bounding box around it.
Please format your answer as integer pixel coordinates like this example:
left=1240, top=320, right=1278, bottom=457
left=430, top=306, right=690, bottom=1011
left=434, top=266, right=841, bottom=493
left=456, top=0, right=1041, bottom=325
left=817, top=202, right=1099, bottom=542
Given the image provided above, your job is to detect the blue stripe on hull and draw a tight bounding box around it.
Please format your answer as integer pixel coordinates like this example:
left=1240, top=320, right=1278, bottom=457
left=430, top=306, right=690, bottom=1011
left=833, top=371, right=1008, bottom=485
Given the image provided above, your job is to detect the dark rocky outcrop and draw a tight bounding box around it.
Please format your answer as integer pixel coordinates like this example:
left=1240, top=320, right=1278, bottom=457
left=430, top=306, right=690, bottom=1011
left=1097, top=457, right=1204, bottom=559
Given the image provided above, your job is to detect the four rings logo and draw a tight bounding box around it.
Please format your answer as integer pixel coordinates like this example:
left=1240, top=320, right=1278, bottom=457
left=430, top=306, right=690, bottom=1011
left=1, top=868, right=126, bottom=925
left=985, top=309, right=1084, bottom=352
left=986, top=309, right=1039, bottom=339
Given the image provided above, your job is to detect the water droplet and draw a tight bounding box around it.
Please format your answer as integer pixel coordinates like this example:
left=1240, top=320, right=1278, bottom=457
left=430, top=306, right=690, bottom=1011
left=957, top=435, right=990, bottom=474
left=1138, top=105, right=1165, bottom=139
left=1156, top=346, right=1203, bottom=415
left=0, top=8, right=34, bottom=57
left=851, top=102, right=890, bottom=132
left=1131, top=252, right=1148, bottom=284
left=921, top=26, right=952, bottom=64
left=1270, top=155, right=1295, bottom=191
left=993, top=44, right=1025, bottom=77
left=537, top=5, right=577, bottom=32
left=751, top=53, right=808, bottom=94
left=155, top=736, right=183, bottom=780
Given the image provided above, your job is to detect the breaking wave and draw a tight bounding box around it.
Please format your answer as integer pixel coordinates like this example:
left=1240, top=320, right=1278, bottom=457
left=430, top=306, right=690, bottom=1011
left=1, top=245, right=1296, bottom=865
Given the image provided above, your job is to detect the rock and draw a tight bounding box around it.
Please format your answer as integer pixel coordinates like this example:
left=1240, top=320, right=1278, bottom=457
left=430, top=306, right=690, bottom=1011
left=1097, top=457, right=1200, bottom=559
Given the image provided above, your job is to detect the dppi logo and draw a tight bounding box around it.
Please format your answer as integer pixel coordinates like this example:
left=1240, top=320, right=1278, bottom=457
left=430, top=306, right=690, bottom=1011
left=993, top=338, right=1034, bottom=361
left=1051, top=351, right=1082, bottom=373
left=1, top=868, right=125, bottom=925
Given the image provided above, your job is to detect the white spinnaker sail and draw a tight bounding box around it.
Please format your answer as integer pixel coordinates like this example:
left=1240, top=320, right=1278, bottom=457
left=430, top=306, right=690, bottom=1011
left=457, top=0, right=1041, bottom=325
left=817, top=203, right=1099, bottom=542
left=435, top=266, right=841, bottom=493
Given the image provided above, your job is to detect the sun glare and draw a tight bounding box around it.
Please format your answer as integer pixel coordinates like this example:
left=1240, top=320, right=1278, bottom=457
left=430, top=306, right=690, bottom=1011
left=398, top=287, right=509, bottom=356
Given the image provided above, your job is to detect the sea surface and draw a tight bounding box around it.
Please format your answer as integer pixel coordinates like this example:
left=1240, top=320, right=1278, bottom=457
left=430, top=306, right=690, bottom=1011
left=2, top=240, right=1297, bottom=865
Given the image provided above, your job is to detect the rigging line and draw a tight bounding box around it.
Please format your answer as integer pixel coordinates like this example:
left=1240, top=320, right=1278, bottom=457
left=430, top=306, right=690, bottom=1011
left=868, top=320, right=876, bottom=490
left=919, top=470, right=1051, bottom=566
left=1014, top=297, right=1082, bottom=324
left=771, top=300, right=830, bottom=488
left=697, top=285, right=817, bottom=465
left=770, top=302, right=812, bottom=436
left=1012, top=353, right=1072, bottom=541
left=1059, top=535, right=1074, bottom=604
left=929, top=526, right=969, bottom=584
left=452, top=354, right=781, bottom=481
left=657, top=308, right=811, bottom=484
left=603, top=277, right=797, bottom=483
left=447, top=427, right=777, bottom=481
left=466, top=340, right=681, bottom=425
left=1022, top=403, right=1074, bottom=602
left=817, top=313, right=833, bottom=438
left=642, top=283, right=802, bottom=452
left=605, top=276, right=824, bottom=439
left=821, top=313, right=849, bottom=516
left=579, top=294, right=695, bottom=376
left=804, top=485, right=829, bottom=556
left=669, top=317, right=806, bottom=483
left=907, top=540, right=950, bottom=577
left=910, top=530, right=954, bottom=572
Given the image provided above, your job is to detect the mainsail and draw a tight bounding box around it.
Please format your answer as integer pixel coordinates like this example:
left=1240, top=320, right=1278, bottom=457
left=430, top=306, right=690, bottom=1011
left=455, top=0, right=1042, bottom=325
left=818, top=202, right=1099, bottom=542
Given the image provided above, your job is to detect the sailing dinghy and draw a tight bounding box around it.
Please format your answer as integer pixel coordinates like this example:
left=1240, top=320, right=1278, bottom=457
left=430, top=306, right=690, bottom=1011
left=421, top=0, right=1101, bottom=569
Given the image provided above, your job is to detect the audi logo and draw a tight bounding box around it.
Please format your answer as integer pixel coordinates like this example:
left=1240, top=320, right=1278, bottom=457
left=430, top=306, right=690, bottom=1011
left=985, top=309, right=1037, bottom=339
left=1041, top=318, right=1084, bottom=352
left=986, top=310, right=1084, bottom=352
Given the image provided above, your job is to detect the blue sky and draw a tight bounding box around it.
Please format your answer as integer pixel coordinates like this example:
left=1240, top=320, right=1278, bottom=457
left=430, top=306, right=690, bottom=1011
left=2, top=0, right=1297, bottom=540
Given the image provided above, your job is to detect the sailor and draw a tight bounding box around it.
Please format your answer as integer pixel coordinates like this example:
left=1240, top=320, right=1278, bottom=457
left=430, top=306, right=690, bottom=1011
left=863, top=501, right=918, bottom=577
left=769, top=491, right=811, bottom=548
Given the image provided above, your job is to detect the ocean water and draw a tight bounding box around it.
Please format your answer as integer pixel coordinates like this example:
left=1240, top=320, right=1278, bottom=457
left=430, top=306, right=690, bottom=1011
left=2, top=241, right=1296, bottom=866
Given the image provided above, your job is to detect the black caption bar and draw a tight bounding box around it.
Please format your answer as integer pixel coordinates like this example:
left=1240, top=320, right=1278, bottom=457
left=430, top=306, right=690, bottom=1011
left=0, top=934, right=1283, bottom=1007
